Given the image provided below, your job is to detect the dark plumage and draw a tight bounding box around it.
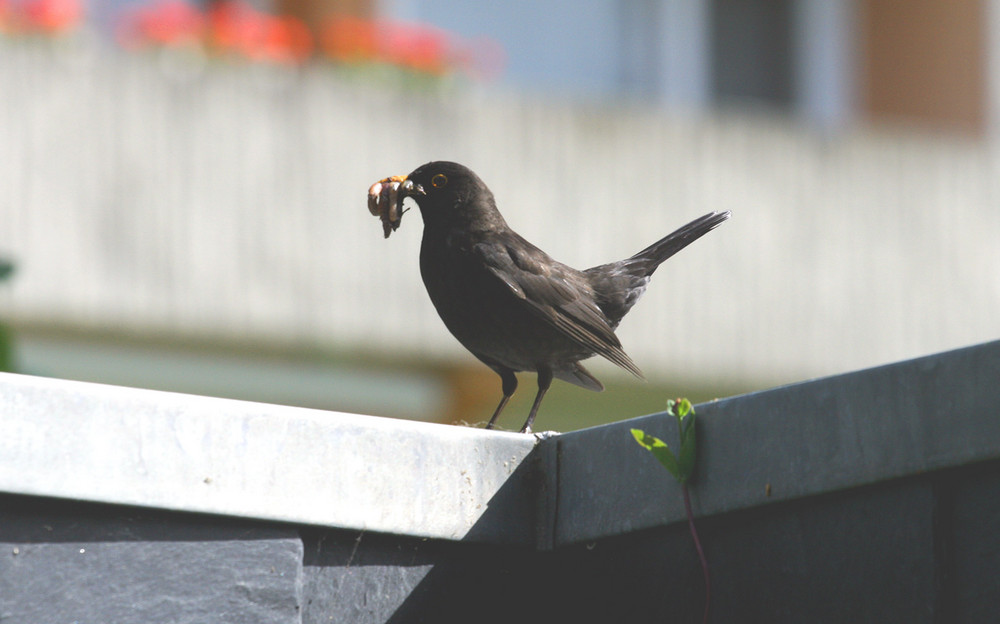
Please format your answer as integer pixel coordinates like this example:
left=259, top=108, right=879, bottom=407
left=369, top=161, right=729, bottom=432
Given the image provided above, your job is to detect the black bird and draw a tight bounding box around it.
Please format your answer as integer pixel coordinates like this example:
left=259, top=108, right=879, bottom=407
left=368, top=161, right=729, bottom=433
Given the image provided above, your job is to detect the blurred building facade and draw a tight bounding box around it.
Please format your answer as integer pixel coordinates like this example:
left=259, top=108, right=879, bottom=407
left=1, top=0, right=998, bottom=428
left=390, top=0, right=996, bottom=132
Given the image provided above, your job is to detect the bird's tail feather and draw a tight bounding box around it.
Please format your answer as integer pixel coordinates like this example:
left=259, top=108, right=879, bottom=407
left=626, top=210, right=731, bottom=277
left=554, top=362, right=606, bottom=391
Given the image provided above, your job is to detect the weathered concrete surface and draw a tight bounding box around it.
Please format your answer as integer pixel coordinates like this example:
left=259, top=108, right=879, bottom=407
left=0, top=373, right=538, bottom=544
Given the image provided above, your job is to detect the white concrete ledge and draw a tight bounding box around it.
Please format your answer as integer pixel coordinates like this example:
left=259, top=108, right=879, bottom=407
left=0, top=373, right=538, bottom=544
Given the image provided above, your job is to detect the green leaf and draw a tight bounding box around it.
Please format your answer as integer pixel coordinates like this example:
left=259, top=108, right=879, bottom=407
left=631, top=428, right=681, bottom=480
left=630, top=428, right=665, bottom=454
left=630, top=428, right=651, bottom=448
left=649, top=444, right=680, bottom=480
left=675, top=398, right=694, bottom=419
left=667, top=397, right=694, bottom=425
left=676, top=412, right=697, bottom=482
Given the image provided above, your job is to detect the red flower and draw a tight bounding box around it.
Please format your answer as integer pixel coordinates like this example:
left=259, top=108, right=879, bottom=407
left=208, top=1, right=311, bottom=64
left=321, top=15, right=377, bottom=63
left=116, top=0, right=204, bottom=49
left=260, top=15, right=312, bottom=64
left=20, top=0, right=83, bottom=34
left=381, top=22, right=448, bottom=75
left=0, top=0, right=10, bottom=29
left=106, top=1, right=501, bottom=76
left=319, top=15, right=505, bottom=79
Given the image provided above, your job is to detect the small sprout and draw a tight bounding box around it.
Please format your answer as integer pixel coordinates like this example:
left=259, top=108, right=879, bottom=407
left=632, top=396, right=710, bottom=624
left=632, top=399, right=697, bottom=485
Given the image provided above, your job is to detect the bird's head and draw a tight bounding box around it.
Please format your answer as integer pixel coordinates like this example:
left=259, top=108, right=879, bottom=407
left=368, top=161, right=504, bottom=238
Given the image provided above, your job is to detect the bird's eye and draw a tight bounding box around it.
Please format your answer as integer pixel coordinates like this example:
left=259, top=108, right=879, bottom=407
left=432, top=174, right=448, bottom=188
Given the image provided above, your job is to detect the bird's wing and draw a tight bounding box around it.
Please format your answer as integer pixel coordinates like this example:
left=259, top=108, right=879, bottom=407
left=473, top=238, right=644, bottom=379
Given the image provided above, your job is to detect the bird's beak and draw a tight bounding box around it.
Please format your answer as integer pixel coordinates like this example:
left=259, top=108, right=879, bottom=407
left=401, top=177, right=426, bottom=197
left=367, top=175, right=425, bottom=239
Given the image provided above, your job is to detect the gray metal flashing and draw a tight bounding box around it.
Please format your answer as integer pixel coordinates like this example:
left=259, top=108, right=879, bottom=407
left=1, top=340, right=997, bottom=549
left=552, top=339, right=1000, bottom=545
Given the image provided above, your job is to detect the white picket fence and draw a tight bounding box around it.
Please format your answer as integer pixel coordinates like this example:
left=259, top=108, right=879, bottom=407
left=1, top=39, right=998, bottom=385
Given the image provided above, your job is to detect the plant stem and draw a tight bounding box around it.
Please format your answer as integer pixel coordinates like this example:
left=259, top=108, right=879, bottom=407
left=682, top=483, right=710, bottom=624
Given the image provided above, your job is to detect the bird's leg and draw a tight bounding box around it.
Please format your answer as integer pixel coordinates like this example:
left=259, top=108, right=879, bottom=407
left=485, top=369, right=518, bottom=430
left=519, top=367, right=553, bottom=434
